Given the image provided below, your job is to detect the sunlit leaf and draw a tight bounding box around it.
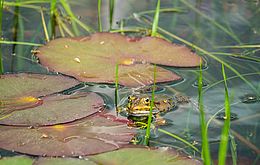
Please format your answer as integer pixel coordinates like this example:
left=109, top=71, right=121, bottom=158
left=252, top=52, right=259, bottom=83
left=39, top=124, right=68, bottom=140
left=88, top=147, right=202, bottom=165
left=0, top=92, right=104, bottom=126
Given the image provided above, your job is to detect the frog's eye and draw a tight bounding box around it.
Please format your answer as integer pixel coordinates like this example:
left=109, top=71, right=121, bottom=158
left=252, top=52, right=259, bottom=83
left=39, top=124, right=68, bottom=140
left=145, top=98, right=150, bottom=103
left=128, top=96, right=136, bottom=101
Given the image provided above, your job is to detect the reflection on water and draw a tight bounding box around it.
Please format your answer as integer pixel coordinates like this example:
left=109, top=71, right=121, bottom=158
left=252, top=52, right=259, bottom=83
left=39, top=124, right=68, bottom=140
left=1, top=0, right=259, bottom=162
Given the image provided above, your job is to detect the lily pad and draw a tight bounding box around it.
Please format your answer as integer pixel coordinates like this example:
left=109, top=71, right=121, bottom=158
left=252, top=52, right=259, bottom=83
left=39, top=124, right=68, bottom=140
left=88, top=147, right=202, bottom=165
left=0, top=92, right=104, bottom=126
left=0, top=115, right=135, bottom=156
left=36, top=33, right=201, bottom=87
left=35, top=157, right=96, bottom=165
left=0, top=73, right=79, bottom=99
left=0, top=156, right=34, bottom=165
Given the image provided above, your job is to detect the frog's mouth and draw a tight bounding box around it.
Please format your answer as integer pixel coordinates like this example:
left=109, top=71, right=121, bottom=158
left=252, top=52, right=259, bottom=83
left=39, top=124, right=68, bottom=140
left=128, top=109, right=160, bottom=116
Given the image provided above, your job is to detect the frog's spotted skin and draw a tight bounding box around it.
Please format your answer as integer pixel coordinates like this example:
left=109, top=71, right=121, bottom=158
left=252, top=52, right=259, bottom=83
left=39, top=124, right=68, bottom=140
left=126, top=94, right=177, bottom=117
left=118, top=93, right=190, bottom=126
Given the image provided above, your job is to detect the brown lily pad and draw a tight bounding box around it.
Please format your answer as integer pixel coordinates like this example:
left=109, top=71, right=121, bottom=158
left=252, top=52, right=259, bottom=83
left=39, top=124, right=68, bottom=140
left=0, top=73, right=79, bottom=99
left=36, top=33, right=201, bottom=87
left=0, top=92, right=104, bottom=126
left=0, top=115, right=135, bottom=156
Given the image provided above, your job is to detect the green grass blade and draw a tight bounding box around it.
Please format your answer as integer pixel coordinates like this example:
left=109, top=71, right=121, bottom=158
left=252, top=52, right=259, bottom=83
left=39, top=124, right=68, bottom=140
left=98, top=0, right=102, bottom=32
left=0, top=41, right=42, bottom=46
left=217, top=44, right=260, bottom=49
left=144, top=64, right=156, bottom=145
left=40, top=8, right=49, bottom=42
left=151, top=0, right=160, bottom=37
left=115, top=63, right=119, bottom=114
left=109, top=0, right=114, bottom=30
left=12, top=0, right=25, bottom=71
left=0, top=0, right=4, bottom=74
left=50, top=0, right=57, bottom=38
left=71, top=16, right=95, bottom=33
left=198, top=60, right=211, bottom=164
left=230, top=135, right=237, bottom=165
left=158, top=128, right=199, bottom=153
left=218, top=64, right=231, bottom=165
left=59, top=0, right=80, bottom=35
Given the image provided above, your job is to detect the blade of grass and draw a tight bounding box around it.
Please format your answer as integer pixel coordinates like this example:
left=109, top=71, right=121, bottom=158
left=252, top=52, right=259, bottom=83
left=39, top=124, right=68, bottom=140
left=49, top=0, right=57, bottom=38
left=218, top=64, right=231, bottom=165
left=40, top=8, right=49, bottom=42
left=230, top=135, right=237, bottom=165
left=115, top=63, right=119, bottom=115
left=59, top=0, right=79, bottom=35
left=158, top=128, right=199, bottom=153
left=109, top=0, right=114, bottom=30
left=12, top=0, right=25, bottom=71
left=217, top=44, right=260, bottom=49
left=151, top=0, right=160, bottom=37
left=0, top=0, right=4, bottom=74
left=198, top=60, right=211, bottom=164
left=144, top=64, right=156, bottom=145
left=0, top=41, right=42, bottom=46
left=98, top=0, right=102, bottom=32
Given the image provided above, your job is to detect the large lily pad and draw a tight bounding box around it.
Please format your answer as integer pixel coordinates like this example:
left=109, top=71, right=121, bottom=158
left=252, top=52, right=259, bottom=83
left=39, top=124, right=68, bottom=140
left=0, top=92, right=104, bottom=126
left=0, top=73, right=103, bottom=126
left=0, top=156, right=34, bottom=165
left=0, top=114, right=135, bottom=156
left=35, top=157, right=96, bottom=165
left=0, top=73, right=79, bottom=99
left=36, top=33, right=201, bottom=87
left=88, top=147, right=202, bottom=165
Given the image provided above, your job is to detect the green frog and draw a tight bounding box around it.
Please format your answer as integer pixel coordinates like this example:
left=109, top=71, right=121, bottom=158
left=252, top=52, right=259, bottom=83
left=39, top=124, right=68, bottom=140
left=118, top=94, right=189, bottom=127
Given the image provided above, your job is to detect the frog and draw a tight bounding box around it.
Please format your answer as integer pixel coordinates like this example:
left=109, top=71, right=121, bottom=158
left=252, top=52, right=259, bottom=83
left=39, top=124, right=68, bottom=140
left=118, top=93, right=189, bottom=127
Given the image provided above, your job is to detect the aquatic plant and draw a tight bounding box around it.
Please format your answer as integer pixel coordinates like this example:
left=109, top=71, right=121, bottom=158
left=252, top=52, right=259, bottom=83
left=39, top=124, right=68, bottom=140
left=0, top=1, right=259, bottom=164
left=36, top=33, right=201, bottom=87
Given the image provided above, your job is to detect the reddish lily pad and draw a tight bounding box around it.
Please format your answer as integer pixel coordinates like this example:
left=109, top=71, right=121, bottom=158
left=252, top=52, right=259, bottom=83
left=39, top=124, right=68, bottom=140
left=0, top=115, right=135, bottom=156
left=36, top=33, right=201, bottom=87
left=0, top=73, right=79, bottom=99
left=0, top=92, right=104, bottom=126
left=88, top=147, right=202, bottom=165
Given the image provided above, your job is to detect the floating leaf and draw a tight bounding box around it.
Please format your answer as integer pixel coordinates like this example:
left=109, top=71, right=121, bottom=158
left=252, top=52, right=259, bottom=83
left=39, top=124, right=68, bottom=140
left=36, top=33, right=201, bottom=87
left=0, top=156, right=34, bottom=165
left=0, top=73, right=81, bottom=122
left=0, top=92, right=104, bottom=126
left=88, top=147, right=202, bottom=165
left=35, top=157, right=96, bottom=165
left=0, top=115, right=135, bottom=156
left=0, top=73, right=79, bottom=99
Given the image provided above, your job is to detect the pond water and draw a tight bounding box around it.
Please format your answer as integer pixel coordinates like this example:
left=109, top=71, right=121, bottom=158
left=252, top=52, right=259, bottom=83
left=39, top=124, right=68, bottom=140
left=1, top=0, right=259, bottom=164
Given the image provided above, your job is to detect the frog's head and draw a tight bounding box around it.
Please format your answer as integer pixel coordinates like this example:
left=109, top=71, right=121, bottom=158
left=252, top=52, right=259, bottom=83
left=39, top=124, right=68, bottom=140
left=127, top=95, right=151, bottom=112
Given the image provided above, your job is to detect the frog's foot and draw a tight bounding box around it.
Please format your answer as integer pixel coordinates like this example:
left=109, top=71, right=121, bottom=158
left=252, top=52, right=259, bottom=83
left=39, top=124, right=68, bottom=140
left=175, top=95, right=190, bottom=104
left=154, top=114, right=167, bottom=126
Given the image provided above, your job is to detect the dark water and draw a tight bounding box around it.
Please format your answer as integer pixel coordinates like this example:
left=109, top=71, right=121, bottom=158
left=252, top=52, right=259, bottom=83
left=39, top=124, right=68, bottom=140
left=1, top=0, right=259, bottom=164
